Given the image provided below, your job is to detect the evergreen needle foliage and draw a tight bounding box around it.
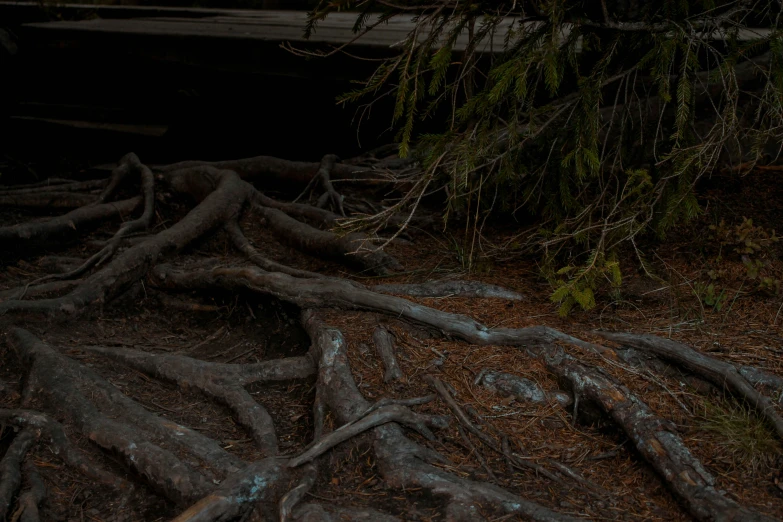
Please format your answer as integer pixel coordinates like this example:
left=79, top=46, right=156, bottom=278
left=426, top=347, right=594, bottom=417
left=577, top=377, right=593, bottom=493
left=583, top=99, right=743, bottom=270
left=304, top=0, right=783, bottom=315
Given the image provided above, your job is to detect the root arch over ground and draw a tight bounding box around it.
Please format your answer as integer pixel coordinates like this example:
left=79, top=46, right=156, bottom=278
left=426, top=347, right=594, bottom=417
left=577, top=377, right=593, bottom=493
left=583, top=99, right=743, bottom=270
left=0, top=149, right=781, bottom=521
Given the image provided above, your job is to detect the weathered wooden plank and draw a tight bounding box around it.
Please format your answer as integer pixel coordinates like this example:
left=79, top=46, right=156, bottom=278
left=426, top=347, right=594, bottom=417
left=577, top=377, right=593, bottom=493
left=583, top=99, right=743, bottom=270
left=0, top=1, right=263, bottom=21
left=7, top=1, right=774, bottom=53
left=19, top=11, right=514, bottom=52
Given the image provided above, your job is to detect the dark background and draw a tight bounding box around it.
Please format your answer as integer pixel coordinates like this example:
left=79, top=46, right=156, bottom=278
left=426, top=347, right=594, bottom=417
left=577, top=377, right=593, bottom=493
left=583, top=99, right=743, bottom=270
left=0, top=2, right=406, bottom=170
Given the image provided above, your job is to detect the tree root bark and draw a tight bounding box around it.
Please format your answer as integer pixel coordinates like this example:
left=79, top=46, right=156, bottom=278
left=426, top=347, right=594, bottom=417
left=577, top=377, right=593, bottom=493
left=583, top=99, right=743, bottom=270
left=372, top=326, right=405, bottom=383
left=225, top=220, right=324, bottom=279
left=475, top=369, right=573, bottom=408
left=0, top=409, right=128, bottom=490
left=11, top=462, right=46, bottom=522
left=150, top=265, right=774, bottom=521
left=153, top=154, right=388, bottom=191
left=78, top=344, right=316, bottom=456
left=738, top=366, right=783, bottom=390
left=148, top=265, right=596, bottom=350
left=251, top=201, right=401, bottom=276
left=288, top=403, right=448, bottom=467
left=23, top=153, right=156, bottom=286
left=6, top=334, right=303, bottom=521
left=2, top=149, right=781, bottom=521
left=254, top=191, right=341, bottom=228
left=300, top=310, right=579, bottom=522
left=293, top=154, right=345, bottom=216
left=8, top=328, right=243, bottom=505
left=170, top=459, right=289, bottom=522
left=372, top=280, right=526, bottom=300
left=97, top=152, right=140, bottom=204
left=0, top=428, right=36, bottom=519
left=292, top=503, right=402, bottom=522
left=0, top=170, right=251, bottom=316
left=279, top=463, right=317, bottom=522
left=597, top=331, right=783, bottom=439
left=0, top=197, right=141, bottom=243
left=527, top=343, right=778, bottom=522
left=0, top=280, right=83, bottom=302
left=1, top=153, right=404, bottom=318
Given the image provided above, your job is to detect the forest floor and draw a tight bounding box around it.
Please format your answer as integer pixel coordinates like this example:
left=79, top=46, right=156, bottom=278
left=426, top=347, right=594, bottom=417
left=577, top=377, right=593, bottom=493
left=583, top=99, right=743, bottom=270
left=0, top=152, right=782, bottom=522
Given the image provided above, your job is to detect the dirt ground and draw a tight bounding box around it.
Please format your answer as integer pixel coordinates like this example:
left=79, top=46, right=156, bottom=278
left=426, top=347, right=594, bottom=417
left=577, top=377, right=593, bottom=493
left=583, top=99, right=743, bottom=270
left=1, top=155, right=782, bottom=521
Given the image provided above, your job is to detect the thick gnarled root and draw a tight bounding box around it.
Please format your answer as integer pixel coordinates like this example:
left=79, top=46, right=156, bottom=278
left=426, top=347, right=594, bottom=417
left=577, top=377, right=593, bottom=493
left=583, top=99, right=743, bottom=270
left=299, top=310, right=578, bottom=522
left=8, top=328, right=242, bottom=505
left=527, top=343, right=778, bottom=522
left=79, top=344, right=316, bottom=455
left=150, top=265, right=776, bottom=521
left=0, top=169, right=253, bottom=316
left=597, top=331, right=783, bottom=439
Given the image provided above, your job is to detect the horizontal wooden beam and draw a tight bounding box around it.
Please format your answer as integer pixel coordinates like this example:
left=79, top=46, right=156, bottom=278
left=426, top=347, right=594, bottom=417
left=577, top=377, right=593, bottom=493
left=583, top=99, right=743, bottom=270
left=15, top=9, right=773, bottom=58
left=15, top=9, right=511, bottom=53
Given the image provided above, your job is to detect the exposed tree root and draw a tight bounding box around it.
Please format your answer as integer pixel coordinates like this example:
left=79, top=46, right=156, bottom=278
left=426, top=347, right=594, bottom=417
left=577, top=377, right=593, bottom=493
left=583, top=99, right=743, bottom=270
left=2, top=149, right=781, bottom=521
left=8, top=328, right=242, bottom=505
left=24, top=153, right=156, bottom=286
left=225, top=220, right=324, bottom=279
left=372, top=280, right=526, bottom=300
left=0, top=428, right=36, bottom=519
left=301, top=310, right=579, bottom=522
left=97, top=152, right=141, bottom=204
left=597, top=331, right=783, bottom=439
left=0, top=280, right=83, bottom=302
left=0, top=169, right=251, bottom=315
left=254, top=191, right=341, bottom=228
left=151, top=266, right=774, bottom=520
left=1, top=155, right=402, bottom=320
left=527, top=343, right=778, bottom=522
left=11, top=461, right=46, bottom=522
left=251, top=201, right=401, bottom=276
left=738, top=366, right=783, bottom=390
left=153, top=154, right=390, bottom=190
left=372, top=326, right=405, bottom=383
left=78, top=344, right=316, bottom=455
left=292, top=503, right=402, bottom=522
left=475, top=369, right=573, bottom=408
left=149, top=265, right=596, bottom=350
left=289, top=403, right=448, bottom=467
left=4, top=304, right=576, bottom=520
left=0, top=409, right=127, bottom=491
left=279, top=464, right=317, bottom=522
left=293, top=154, right=345, bottom=216
left=0, top=196, right=140, bottom=243
left=171, top=459, right=289, bottom=522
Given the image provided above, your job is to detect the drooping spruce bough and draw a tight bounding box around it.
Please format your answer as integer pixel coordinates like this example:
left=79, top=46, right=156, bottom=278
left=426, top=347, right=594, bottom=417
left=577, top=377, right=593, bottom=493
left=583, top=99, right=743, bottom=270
left=305, top=0, right=783, bottom=314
